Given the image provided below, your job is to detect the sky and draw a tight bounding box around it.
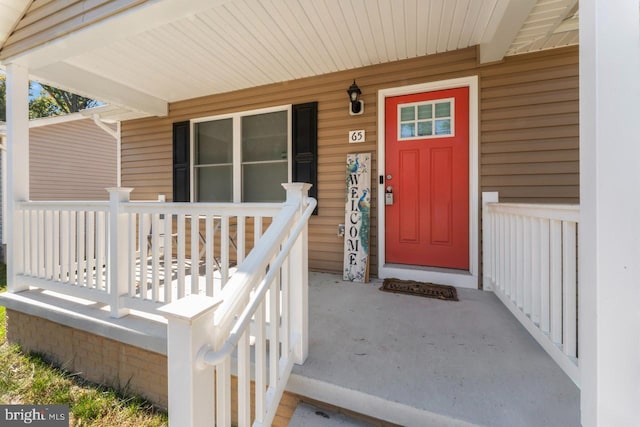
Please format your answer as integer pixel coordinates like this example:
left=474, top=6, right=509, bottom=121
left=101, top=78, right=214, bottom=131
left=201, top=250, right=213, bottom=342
left=29, top=80, right=43, bottom=100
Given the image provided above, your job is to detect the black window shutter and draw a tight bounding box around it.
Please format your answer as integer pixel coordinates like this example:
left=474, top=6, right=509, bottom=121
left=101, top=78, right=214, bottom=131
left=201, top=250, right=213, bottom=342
left=292, top=102, right=318, bottom=214
left=172, top=121, right=190, bottom=202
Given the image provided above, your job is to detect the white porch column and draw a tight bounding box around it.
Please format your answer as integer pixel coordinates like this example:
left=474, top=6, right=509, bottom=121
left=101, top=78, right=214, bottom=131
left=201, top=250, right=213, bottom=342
left=283, top=182, right=312, bottom=364
left=1, top=133, right=6, bottom=256
left=6, top=63, right=30, bottom=292
left=580, top=2, right=640, bottom=426
left=116, top=122, right=122, bottom=187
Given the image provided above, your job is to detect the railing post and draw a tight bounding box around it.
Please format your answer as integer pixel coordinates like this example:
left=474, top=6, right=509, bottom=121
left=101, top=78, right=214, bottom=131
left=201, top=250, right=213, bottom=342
left=107, top=187, right=133, bottom=318
left=159, top=295, right=219, bottom=427
left=482, top=192, right=499, bottom=291
left=283, top=183, right=312, bottom=365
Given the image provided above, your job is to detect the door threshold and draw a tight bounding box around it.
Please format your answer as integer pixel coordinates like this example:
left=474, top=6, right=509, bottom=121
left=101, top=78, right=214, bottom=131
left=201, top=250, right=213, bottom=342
left=380, top=263, right=478, bottom=289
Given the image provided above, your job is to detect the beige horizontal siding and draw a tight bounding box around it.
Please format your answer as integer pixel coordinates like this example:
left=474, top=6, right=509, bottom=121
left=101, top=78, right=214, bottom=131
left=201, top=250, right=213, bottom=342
left=121, top=45, right=579, bottom=276
left=30, top=118, right=117, bottom=201
left=480, top=46, right=579, bottom=204
left=0, top=0, right=146, bottom=60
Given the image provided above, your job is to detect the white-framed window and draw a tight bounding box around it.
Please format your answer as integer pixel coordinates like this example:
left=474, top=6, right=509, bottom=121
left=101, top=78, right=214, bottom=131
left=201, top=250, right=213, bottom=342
left=191, top=105, right=292, bottom=202
left=397, top=98, right=455, bottom=140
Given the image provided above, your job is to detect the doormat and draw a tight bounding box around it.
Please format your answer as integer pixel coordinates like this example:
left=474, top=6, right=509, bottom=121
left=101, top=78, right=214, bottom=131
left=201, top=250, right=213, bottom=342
left=380, top=278, right=458, bottom=301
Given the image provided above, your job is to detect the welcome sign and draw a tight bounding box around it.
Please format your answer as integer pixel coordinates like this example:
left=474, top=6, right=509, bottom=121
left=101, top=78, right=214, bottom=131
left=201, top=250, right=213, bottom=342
left=343, top=152, right=371, bottom=282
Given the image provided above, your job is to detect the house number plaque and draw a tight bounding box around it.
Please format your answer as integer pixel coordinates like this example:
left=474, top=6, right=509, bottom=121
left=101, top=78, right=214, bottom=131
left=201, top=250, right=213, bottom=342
left=348, top=130, right=365, bottom=143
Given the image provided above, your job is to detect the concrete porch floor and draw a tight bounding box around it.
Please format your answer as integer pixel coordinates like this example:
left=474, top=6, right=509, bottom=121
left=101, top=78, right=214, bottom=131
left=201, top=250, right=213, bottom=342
left=288, top=272, right=580, bottom=427
left=1, top=269, right=580, bottom=426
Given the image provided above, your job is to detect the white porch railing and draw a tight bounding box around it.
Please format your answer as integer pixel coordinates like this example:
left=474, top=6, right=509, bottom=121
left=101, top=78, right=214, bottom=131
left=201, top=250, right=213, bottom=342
left=120, top=198, right=281, bottom=315
left=13, top=188, right=292, bottom=318
left=14, top=200, right=112, bottom=304
left=160, top=183, right=315, bottom=427
left=12, top=183, right=315, bottom=426
left=482, top=192, right=579, bottom=385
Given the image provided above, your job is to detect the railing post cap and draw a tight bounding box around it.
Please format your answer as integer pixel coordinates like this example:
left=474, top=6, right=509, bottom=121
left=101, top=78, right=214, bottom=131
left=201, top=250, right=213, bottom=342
left=482, top=191, right=499, bottom=204
left=159, top=294, right=222, bottom=322
left=282, top=182, right=312, bottom=192
left=106, top=187, right=134, bottom=193
left=282, top=183, right=312, bottom=205
left=107, top=187, right=133, bottom=203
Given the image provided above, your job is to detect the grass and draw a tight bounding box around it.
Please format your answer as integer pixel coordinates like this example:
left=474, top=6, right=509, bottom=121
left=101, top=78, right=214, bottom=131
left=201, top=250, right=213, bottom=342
left=0, top=263, right=5, bottom=343
left=0, top=264, right=168, bottom=426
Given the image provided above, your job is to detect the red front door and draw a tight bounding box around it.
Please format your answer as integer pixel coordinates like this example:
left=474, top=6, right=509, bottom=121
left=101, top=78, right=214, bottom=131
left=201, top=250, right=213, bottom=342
left=385, top=87, right=469, bottom=270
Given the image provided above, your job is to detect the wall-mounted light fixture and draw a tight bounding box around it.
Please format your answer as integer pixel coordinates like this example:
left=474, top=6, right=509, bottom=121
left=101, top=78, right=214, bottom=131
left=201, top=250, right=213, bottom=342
left=347, top=80, right=364, bottom=116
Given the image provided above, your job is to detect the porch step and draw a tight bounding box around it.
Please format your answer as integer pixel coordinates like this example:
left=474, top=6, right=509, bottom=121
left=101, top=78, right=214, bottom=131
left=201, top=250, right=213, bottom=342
left=286, top=375, right=475, bottom=427
left=289, top=402, right=373, bottom=427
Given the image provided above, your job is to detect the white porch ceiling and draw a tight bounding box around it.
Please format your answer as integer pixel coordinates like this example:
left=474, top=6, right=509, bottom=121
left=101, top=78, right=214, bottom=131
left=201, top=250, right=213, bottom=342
left=0, top=0, right=579, bottom=119
left=65, top=0, right=511, bottom=103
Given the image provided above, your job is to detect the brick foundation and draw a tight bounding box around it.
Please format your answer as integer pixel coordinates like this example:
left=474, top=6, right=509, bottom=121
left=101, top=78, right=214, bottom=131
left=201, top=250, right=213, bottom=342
left=6, top=310, right=299, bottom=425
left=7, top=309, right=169, bottom=407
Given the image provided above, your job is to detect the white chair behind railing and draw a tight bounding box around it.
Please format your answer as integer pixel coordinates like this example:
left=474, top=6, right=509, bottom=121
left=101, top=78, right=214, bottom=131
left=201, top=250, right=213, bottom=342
left=136, top=195, right=177, bottom=259
left=119, top=194, right=281, bottom=317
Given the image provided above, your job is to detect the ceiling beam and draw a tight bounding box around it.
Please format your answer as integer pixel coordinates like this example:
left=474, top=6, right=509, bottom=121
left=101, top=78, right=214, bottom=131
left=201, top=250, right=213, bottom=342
left=3, top=0, right=231, bottom=69
left=32, top=62, right=168, bottom=117
left=479, top=0, right=538, bottom=64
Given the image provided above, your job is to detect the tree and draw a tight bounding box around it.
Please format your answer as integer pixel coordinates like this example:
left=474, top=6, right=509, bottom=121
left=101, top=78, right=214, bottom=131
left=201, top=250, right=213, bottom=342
left=29, top=94, right=59, bottom=119
left=41, top=84, right=98, bottom=114
left=0, top=74, right=6, bottom=122
left=0, top=73, right=99, bottom=120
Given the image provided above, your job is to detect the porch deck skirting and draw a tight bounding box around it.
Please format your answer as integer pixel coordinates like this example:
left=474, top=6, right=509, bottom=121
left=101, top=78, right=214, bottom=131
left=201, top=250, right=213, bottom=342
left=3, top=306, right=300, bottom=426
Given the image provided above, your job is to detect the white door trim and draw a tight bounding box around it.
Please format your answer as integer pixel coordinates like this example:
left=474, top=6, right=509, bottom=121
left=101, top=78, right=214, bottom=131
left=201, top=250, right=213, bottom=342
left=377, top=76, right=479, bottom=289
